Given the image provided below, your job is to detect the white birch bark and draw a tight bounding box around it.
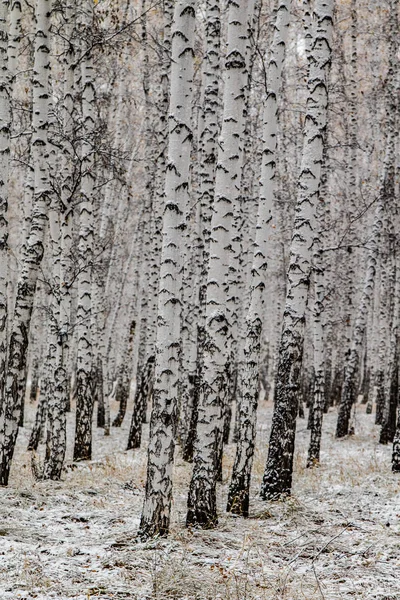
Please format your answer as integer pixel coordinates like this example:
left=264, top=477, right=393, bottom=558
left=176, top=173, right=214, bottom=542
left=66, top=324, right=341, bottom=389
left=336, top=2, right=398, bottom=436
left=180, top=207, right=201, bottom=448
left=91, top=197, right=109, bottom=435
left=59, top=2, right=76, bottom=414
left=227, top=0, right=290, bottom=516
left=343, top=0, right=358, bottom=349
left=125, top=220, right=153, bottom=448
left=373, top=229, right=391, bottom=422
left=307, top=195, right=326, bottom=466
left=93, top=14, right=136, bottom=424
left=108, top=227, right=141, bottom=432
left=128, top=0, right=174, bottom=448
left=0, top=0, right=51, bottom=486
left=40, top=3, right=78, bottom=477
left=7, top=0, right=21, bottom=79
left=137, top=0, right=155, bottom=374
left=147, top=0, right=174, bottom=357
left=186, top=0, right=250, bottom=528
left=138, top=0, right=196, bottom=539
left=42, top=185, right=66, bottom=479
left=181, top=0, right=221, bottom=464
left=103, top=147, right=138, bottom=394
left=0, top=0, right=11, bottom=405
left=389, top=0, right=400, bottom=470
left=126, top=190, right=155, bottom=446
left=73, top=0, right=95, bottom=461
left=335, top=167, right=391, bottom=438
left=260, top=0, right=334, bottom=501
left=222, top=0, right=256, bottom=454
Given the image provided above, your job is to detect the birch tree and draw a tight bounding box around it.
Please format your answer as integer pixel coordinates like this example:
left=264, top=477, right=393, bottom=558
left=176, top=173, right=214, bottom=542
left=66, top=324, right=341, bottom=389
left=40, top=3, right=78, bottom=478
left=0, top=0, right=11, bottom=405
left=373, top=233, right=391, bottom=424
left=336, top=113, right=396, bottom=436
left=59, top=0, right=77, bottom=412
left=0, top=0, right=52, bottom=486
left=42, top=170, right=66, bottom=479
left=126, top=0, right=173, bottom=451
left=380, top=255, right=399, bottom=445
left=181, top=0, right=221, bottom=462
left=187, top=0, right=250, bottom=528
left=7, top=0, right=21, bottom=80
left=260, top=0, right=334, bottom=501
left=73, top=0, right=96, bottom=461
left=307, top=193, right=326, bottom=467
left=227, top=0, right=290, bottom=517
left=138, top=0, right=196, bottom=539
left=392, top=273, right=400, bottom=469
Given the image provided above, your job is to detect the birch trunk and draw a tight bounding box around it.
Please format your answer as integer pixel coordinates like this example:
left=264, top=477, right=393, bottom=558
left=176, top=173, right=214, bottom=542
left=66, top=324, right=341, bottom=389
left=73, top=1, right=95, bottom=462
left=336, top=142, right=395, bottom=438
left=28, top=388, right=46, bottom=451
left=227, top=0, right=290, bottom=517
left=342, top=0, right=358, bottom=363
left=0, top=0, right=51, bottom=486
left=42, top=202, right=66, bottom=479
left=58, top=2, right=76, bottom=416
left=0, top=0, right=11, bottom=406
left=122, top=234, right=147, bottom=444
left=127, top=0, right=173, bottom=448
left=182, top=0, right=221, bottom=464
left=221, top=0, right=257, bottom=457
left=113, top=319, right=136, bottom=427
left=91, top=226, right=109, bottom=435
left=180, top=211, right=201, bottom=450
left=260, top=0, right=334, bottom=501
left=138, top=0, right=195, bottom=539
left=307, top=197, right=326, bottom=467
left=40, top=8, right=78, bottom=477
left=7, top=0, right=21, bottom=79
left=374, top=236, right=390, bottom=424
left=379, top=254, right=399, bottom=445
left=187, top=0, right=250, bottom=528
left=392, top=272, right=400, bottom=473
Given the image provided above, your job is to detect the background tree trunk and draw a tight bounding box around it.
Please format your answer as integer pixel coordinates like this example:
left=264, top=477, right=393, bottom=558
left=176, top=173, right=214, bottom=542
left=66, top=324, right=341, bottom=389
left=260, top=0, right=334, bottom=501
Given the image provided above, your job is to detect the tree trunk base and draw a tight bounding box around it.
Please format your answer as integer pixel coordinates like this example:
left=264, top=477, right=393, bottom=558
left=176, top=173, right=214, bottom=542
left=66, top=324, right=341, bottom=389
left=226, top=480, right=249, bottom=517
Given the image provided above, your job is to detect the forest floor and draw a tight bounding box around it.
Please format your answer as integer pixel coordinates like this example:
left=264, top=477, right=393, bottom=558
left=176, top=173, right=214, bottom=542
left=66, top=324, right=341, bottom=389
left=0, top=397, right=399, bottom=600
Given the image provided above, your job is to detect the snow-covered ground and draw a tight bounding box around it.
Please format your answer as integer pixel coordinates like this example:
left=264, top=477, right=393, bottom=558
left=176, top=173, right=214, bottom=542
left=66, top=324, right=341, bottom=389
left=0, top=399, right=399, bottom=599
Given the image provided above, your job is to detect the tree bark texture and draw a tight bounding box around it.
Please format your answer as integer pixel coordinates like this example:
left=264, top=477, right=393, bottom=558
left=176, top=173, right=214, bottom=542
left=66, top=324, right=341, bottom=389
left=260, top=0, right=334, bottom=501
left=0, top=0, right=51, bottom=486
left=73, top=1, right=96, bottom=462
left=187, top=0, right=250, bottom=528
left=138, top=0, right=196, bottom=539
left=227, top=0, right=290, bottom=517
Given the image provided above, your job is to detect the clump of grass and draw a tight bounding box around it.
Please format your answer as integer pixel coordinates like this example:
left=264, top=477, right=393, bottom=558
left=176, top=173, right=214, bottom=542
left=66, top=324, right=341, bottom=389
left=151, top=549, right=218, bottom=599
left=150, top=537, right=273, bottom=600
left=282, top=496, right=305, bottom=519
left=19, top=556, right=52, bottom=591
